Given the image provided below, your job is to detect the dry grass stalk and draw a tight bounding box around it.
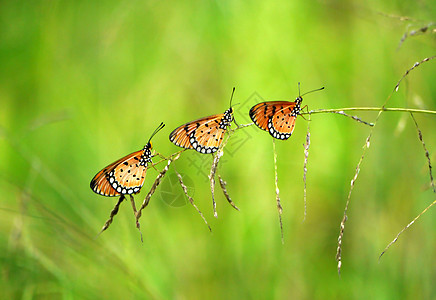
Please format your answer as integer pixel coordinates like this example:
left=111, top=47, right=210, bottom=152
left=302, top=118, right=311, bottom=222
left=272, top=139, right=284, bottom=244
left=326, top=111, right=374, bottom=126
left=218, top=175, right=239, bottom=211
left=174, top=170, right=212, bottom=232
left=376, top=11, right=414, bottom=22
left=129, top=195, right=143, bottom=242
left=98, top=195, right=125, bottom=235
left=380, top=198, right=436, bottom=260
left=398, top=23, right=435, bottom=50
left=410, top=113, right=435, bottom=193
left=378, top=113, right=436, bottom=258
left=394, top=56, right=435, bottom=92
left=209, top=149, right=223, bottom=218
left=136, top=154, right=181, bottom=223
left=335, top=134, right=370, bottom=275
left=336, top=56, right=435, bottom=274
left=208, top=130, right=235, bottom=218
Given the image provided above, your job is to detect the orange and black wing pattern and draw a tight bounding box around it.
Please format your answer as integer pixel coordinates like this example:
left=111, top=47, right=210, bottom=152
left=249, top=100, right=301, bottom=140
left=169, top=108, right=234, bottom=154
left=90, top=149, right=150, bottom=197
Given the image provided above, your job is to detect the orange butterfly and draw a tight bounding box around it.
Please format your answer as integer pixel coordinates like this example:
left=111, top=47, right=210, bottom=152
left=169, top=88, right=236, bottom=154
left=249, top=85, right=324, bottom=140
left=90, top=122, right=165, bottom=197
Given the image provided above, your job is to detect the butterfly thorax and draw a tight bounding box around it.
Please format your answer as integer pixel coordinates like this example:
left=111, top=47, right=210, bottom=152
left=291, top=96, right=303, bottom=117
left=220, top=108, right=234, bottom=129
left=140, top=143, right=153, bottom=166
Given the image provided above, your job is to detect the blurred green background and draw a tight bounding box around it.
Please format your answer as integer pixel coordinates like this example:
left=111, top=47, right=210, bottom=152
left=1, top=0, right=435, bottom=299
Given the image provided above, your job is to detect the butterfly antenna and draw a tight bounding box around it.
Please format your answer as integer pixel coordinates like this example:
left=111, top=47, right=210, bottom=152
left=229, top=87, right=239, bottom=127
left=298, top=82, right=301, bottom=97
left=148, top=122, right=165, bottom=144
left=301, top=86, right=325, bottom=97
left=229, top=87, right=236, bottom=107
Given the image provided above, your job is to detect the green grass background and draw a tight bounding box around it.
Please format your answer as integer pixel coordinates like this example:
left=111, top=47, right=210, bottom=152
left=1, top=0, right=435, bottom=299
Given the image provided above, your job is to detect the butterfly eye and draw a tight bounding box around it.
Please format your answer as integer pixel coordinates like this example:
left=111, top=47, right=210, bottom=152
left=148, top=141, right=153, bottom=149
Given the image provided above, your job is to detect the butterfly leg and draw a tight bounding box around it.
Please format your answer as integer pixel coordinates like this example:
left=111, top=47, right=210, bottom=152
left=150, top=162, right=160, bottom=172
left=150, top=151, right=164, bottom=171
left=151, top=151, right=166, bottom=160
left=129, top=195, right=143, bottom=242
left=233, top=117, right=239, bottom=128
left=98, top=195, right=125, bottom=236
left=156, top=152, right=167, bottom=160
left=299, top=105, right=310, bottom=121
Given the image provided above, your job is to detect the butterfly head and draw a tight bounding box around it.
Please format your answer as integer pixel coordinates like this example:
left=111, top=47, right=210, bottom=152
left=227, top=87, right=239, bottom=127
left=142, top=122, right=165, bottom=165
left=144, top=141, right=153, bottom=151
left=295, top=95, right=303, bottom=108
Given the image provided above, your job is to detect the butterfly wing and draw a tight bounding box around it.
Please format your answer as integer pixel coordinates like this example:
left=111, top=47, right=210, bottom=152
left=249, top=101, right=297, bottom=140
left=90, top=150, right=148, bottom=197
left=268, top=103, right=299, bottom=140
left=249, top=101, right=291, bottom=131
left=90, top=170, right=120, bottom=197
left=168, top=116, right=213, bottom=150
left=169, top=114, right=227, bottom=154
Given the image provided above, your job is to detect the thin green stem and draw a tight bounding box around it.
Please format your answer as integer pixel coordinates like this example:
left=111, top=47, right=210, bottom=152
left=303, top=107, right=436, bottom=115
